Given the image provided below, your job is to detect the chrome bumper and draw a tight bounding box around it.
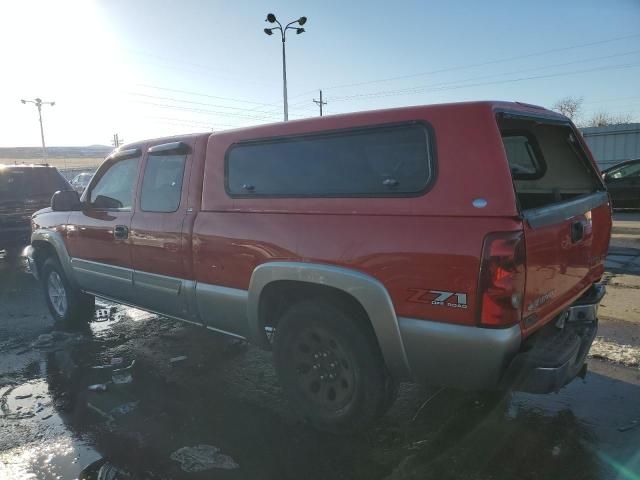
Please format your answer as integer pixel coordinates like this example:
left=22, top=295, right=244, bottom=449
left=503, top=284, right=605, bottom=394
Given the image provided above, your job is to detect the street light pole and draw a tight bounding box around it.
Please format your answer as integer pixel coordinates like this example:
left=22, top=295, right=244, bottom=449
left=21, top=97, right=55, bottom=162
left=264, top=13, right=307, bottom=122
left=281, top=38, right=288, bottom=122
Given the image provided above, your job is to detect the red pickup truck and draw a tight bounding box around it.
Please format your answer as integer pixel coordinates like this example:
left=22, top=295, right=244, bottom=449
left=24, top=101, right=611, bottom=433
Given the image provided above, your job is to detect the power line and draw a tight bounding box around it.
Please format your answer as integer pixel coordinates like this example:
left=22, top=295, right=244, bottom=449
left=245, top=49, right=640, bottom=114
left=119, top=32, right=640, bottom=123
left=266, top=37, right=640, bottom=114
left=320, top=32, right=640, bottom=92
left=130, top=99, right=306, bottom=121
left=135, top=83, right=278, bottom=107
left=144, top=115, right=242, bottom=128
left=128, top=92, right=312, bottom=116
left=288, top=48, right=639, bottom=106
left=331, top=62, right=640, bottom=103
left=330, top=52, right=640, bottom=101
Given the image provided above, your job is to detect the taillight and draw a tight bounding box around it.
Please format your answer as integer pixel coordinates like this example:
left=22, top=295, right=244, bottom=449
left=477, top=231, right=526, bottom=328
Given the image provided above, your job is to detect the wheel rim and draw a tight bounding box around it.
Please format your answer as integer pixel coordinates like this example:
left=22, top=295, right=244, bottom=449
left=290, top=326, right=357, bottom=413
left=47, top=271, right=68, bottom=317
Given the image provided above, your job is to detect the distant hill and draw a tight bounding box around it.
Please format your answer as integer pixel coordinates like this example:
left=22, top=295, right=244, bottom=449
left=0, top=145, right=113, bottom=159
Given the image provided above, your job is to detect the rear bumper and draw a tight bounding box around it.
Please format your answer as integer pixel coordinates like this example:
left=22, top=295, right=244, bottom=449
left=398, top=318, right=521, bottom=390
left=503, top=284, right=604, bottom=394
left=397, top=284, right=604, bottom=392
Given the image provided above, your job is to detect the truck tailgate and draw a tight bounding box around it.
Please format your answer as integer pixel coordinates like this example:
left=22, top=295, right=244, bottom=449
left=521, top=194, right=610, bottom=335
left=497, top=113, right=612, bottom=336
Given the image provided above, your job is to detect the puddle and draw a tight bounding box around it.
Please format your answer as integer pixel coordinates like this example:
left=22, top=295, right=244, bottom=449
left=0, top=379, right=102, bottom=479
left=0, top=435, right=101, bottom=480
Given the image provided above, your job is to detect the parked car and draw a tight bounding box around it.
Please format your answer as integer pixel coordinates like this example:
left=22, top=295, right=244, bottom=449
left=70, top=172, right=94, bottom=194
left=0, top=165, right=71, bottom=254
left=23, top=101, right=611, bottom=433
left=602, top=158, right=640, bottom=209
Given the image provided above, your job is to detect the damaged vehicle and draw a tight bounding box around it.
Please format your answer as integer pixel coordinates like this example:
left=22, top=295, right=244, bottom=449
left=23, top=101, right=611, bottom=433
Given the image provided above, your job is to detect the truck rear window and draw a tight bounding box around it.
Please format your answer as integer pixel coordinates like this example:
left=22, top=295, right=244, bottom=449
left=498, top=116, right=603, bottom=210
left=225, top=123, right=434, bottom=197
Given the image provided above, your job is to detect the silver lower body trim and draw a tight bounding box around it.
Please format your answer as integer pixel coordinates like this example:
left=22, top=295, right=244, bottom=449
left=84, top=290, right=247, bottom=341
left=398, top=318, right=521, bottom=389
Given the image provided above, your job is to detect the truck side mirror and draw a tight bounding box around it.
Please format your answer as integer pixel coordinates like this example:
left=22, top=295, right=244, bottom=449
left=51, top=190, right=82, bottom=211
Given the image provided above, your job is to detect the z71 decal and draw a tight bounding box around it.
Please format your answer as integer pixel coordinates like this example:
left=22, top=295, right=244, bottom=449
left=407, top=289, right=468, bottom=309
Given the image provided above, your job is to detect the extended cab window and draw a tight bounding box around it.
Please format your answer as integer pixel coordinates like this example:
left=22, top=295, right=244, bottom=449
left=90, top=157, right=139, bottom=210
left=140, top=154, right=186, bottom=212
left=226, top=123, right=433, bottom=197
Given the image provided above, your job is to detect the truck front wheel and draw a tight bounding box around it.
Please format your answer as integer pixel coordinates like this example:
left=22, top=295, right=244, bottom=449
left=41, top=257, right=95, bottom=328
left=273, top=299, right=394, bottom=433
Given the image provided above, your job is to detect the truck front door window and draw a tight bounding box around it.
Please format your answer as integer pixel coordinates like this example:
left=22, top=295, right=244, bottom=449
left=90, top=158, right=139, bottom=211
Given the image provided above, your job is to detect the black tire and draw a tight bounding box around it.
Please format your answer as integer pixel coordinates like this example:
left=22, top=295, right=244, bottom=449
left=273, top=299, right=393, bottom=433
left=41, top=257, right=95, bottom=327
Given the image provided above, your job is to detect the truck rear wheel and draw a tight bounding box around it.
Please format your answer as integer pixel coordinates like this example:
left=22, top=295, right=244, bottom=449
left=273, top=299, right=394, bottom=433
left=41, top=257, right=94, bottom=328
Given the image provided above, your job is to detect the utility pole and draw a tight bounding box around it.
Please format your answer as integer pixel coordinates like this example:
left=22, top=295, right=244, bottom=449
left=264, top=13, right=308, bottom=121
left=21, top=97, right=55, bottom=162
left=313, top=90, right=327, bottom=116
left=111, top=133, right=123, bottom=148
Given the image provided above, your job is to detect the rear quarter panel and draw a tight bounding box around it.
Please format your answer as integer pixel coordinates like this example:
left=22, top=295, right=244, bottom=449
left=193, top=213, right=522, bottom=326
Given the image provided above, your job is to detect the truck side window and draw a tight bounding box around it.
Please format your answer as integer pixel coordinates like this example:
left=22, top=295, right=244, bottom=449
left=608, top=162, right=640, bottom=180
left=90, top=157, right=139, bottom=211
left=502, top=134, right=545, bottom=179
left=226, top=123, right=433, bottom=197
left=140, top=154, right=186, bottom=212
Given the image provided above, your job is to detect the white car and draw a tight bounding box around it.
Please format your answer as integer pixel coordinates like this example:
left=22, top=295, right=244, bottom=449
left=70, top=172, right=93, bottom=193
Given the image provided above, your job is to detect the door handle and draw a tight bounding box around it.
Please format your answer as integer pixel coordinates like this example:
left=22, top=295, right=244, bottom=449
left=114, top=225, right=129, bottom=240
left=570, top=221, right=584, bottom=243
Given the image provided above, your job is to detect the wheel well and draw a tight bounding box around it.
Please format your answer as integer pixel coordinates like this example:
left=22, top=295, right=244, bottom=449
left=258, top=280, right=377, bottom=341
left=32, top=240, right=58, bottom=275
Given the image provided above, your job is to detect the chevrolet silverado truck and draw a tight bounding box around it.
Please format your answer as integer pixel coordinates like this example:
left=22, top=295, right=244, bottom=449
left=23, top=101, right=611, bottom=433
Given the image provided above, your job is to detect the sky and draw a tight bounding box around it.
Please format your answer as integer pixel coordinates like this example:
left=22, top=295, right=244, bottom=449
left=1, top=0, right=639, bottom=147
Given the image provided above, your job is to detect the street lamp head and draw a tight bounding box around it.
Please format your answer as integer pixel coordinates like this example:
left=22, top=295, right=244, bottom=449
left=21, top=99, right=26, bottom=104
left=35, top=98, right=42, bottom=103
left=296, top=28, right=305, bottom=34
left=264, top=28, right=273, bottom=35
left=298, top=16, right=307, bottom=26
left=266, top=13, right=276, bottom=23
left=51, top=102, right=56, bottom=107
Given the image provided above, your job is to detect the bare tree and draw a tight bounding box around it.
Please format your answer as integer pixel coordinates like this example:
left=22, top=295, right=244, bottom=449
left=584, top=111, right=633, bottom=128
left=552, top=96, right=584, bottom=121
